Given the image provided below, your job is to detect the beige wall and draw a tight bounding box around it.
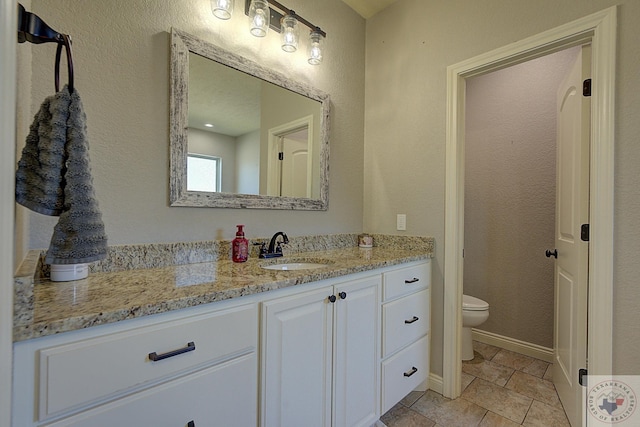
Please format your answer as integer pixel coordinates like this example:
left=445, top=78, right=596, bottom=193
left=464, top=48, right=578, bottom=349
left=24, top=0, right=365, bottom=248
left=365, top=0, right=640, bottom=375
left=14, top=0, right=32, bottom=271
left=260, top=82, right=322, bottom=197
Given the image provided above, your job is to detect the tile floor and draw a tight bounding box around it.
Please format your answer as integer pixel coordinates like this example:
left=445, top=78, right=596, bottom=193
left=381, top=341, right=571, bottom=427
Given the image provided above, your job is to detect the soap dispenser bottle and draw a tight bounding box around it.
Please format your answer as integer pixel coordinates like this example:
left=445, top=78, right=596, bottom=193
left=232, top=225, right=249, bottom=263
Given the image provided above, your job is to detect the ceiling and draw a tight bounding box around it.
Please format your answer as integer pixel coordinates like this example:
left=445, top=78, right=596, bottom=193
left=340, top=0, right=399, bottom=19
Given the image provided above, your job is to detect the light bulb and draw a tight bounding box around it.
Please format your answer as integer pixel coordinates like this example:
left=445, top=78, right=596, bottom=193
left=281, top=13, right=299, bottom=53
left=211, top=0, right=233, bottom=20
left=308, top=29, right=324, bottom=65
left=249, top=0, right=270, bottom=37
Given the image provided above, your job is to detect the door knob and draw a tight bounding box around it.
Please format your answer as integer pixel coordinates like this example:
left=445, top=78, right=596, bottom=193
left=545, top=249, right=558, bottom=258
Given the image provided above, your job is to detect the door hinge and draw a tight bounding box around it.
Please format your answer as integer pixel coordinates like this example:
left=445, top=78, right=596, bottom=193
left=579, top=368, right=588, bottom=386
left=583, top=79, right=592, bottom=97
left=278, top=152, right=284, bottom=161
left=581, top=224, right=590, bottom=242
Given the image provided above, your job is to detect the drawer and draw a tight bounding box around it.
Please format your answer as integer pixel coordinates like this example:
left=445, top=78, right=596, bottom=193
left=381, top=335, right=429, bottom=414
left=382, top=288, right=430, bottom=357
left=383, top=261, right=430, bottom=302
left=38, top=303, right=257, bottom=419
left=44, top=352, right=257, bottom=427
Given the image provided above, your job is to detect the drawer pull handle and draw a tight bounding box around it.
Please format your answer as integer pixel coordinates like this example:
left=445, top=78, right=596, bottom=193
left=405, top=316, right=419, bottom=324
left=187, top=422, right=195, bottom=427
left=404, top=367, right=418, bottom=377
left=148, top=341, right=195, bottom=362
left=405, top=278, right=419, bottom=284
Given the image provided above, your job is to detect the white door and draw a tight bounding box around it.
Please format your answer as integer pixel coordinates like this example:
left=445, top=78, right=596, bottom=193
left=262, top=286, right=333, bottom=427
left=280, top=135, right=310, bottom=198
left=553, top=45, right=591, bottom=427
left=333, top=277, right=380, bottom=427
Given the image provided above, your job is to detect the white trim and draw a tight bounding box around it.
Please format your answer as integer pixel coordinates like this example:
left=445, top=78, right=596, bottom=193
left=472, top=329, right=554, bottom=363
left=427, top=373, right=443, bottom=395
left=0, top=0, right=17, bottom=424
left=444, top=6, right=616, bottom=398
left=266, top=115, right=315, bottom=197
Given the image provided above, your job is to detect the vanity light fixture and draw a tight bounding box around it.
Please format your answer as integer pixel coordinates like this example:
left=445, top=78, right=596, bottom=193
left=211, top=0, right=234, bottom=20
left=243, top=0, right=327, bottom=64
left=248, top=0, right=270, bottom=37
left=308, top=27, right=324, bottom=65
left=281, top=12, right=299, bottom=52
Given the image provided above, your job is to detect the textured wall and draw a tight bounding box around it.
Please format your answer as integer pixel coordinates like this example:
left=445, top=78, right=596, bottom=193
left=14, top=0, right=32, bottom=270
left=365, top=0, right=640, bottom=375
left=464, top=48, right=579, bottom=349
left=24, top=0, right=365, bottom=247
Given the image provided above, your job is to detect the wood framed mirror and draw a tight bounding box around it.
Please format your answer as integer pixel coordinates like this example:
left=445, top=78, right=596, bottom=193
left=170, top=29, right=330, bottom=210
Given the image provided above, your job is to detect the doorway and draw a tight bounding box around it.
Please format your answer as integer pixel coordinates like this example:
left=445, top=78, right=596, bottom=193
left=267, top=115, right=314, bottom=198
left=443, top=2, right=615, bottom=422
left=463, top=45, right=587, bottom=426
left=463, top=47, right=580, bottom=357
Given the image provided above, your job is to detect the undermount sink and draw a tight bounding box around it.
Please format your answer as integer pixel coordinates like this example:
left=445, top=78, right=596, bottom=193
left=261, top=262, right=330, bottom=271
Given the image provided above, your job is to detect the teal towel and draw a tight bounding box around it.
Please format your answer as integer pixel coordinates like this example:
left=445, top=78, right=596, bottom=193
left=16, top=86, right=108, bottom=264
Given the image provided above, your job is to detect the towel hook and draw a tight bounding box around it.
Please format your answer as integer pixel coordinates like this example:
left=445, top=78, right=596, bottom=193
left=54, top=34, right=74, bottom=93
left=17, top=3, right=74, bottom=93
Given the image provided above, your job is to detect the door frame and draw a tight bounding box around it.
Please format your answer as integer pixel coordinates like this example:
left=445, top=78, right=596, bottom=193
left=267, top=115, right=314, bottom=197
left=443, top=6, right=616, bottom=398
left=0, top=0, right=17, bottom=424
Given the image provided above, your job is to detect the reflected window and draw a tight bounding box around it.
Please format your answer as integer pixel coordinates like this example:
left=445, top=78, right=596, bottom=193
left=187, top=154, right=222, bottom=192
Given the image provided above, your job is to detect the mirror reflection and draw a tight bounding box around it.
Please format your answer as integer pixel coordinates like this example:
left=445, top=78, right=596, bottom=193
left=187, top=53, right=321, bottom=198
left=170, top=29, right=330, bottom=210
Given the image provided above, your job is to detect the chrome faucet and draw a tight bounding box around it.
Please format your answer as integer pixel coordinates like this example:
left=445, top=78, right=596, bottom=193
left=257, top=231, right=289, bottom=258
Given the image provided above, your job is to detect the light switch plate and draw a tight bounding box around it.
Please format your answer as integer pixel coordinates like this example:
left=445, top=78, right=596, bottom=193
left=396, top=214, right=406, bottom=231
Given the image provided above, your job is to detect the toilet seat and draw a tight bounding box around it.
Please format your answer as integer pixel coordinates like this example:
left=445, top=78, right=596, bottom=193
left=463, top=294, right=489, bottom=311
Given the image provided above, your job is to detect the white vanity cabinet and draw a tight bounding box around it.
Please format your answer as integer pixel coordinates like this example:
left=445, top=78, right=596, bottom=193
left=261, top=274, right=380, bottom=427
left=13, top=258, right=432, bottom=427
left=12, top=300, right=259, bottom=427
left=380, top=261, right=431, bottom=414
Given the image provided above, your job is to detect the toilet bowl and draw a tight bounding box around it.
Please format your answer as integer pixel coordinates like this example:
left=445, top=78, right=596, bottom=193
left=462, top=295, right=490, bottom=361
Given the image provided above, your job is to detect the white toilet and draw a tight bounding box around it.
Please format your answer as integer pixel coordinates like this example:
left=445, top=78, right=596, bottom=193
left=462, top=295, right=490, bottom=361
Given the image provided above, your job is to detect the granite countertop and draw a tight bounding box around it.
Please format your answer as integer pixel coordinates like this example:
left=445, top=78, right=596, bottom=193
left=13, top=235, right=433, bottom=342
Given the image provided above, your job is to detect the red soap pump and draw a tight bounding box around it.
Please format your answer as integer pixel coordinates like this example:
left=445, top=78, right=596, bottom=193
left=232, top=225, right=249, bottom=263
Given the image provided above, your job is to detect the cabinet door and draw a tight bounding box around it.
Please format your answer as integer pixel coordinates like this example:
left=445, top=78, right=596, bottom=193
left=262, top=285, right=333, bottom=427
left=333, top=276, right=380, bottom=427
left=46, top=353, right=257, bottom=427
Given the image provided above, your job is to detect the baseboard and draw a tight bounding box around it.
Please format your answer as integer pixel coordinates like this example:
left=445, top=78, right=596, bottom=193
left=472, top=329, right=554, bottom=363
left=427, top=372, right=443, bottom=394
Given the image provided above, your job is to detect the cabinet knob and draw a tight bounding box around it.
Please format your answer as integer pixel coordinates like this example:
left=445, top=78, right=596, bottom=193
left=187, top=421, right=195, bottom=427
left=403, top=367, right=418, bottom=377
left=338, top=291, right=347, bottom=300
left=328, top=295, right=337, bottom=303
